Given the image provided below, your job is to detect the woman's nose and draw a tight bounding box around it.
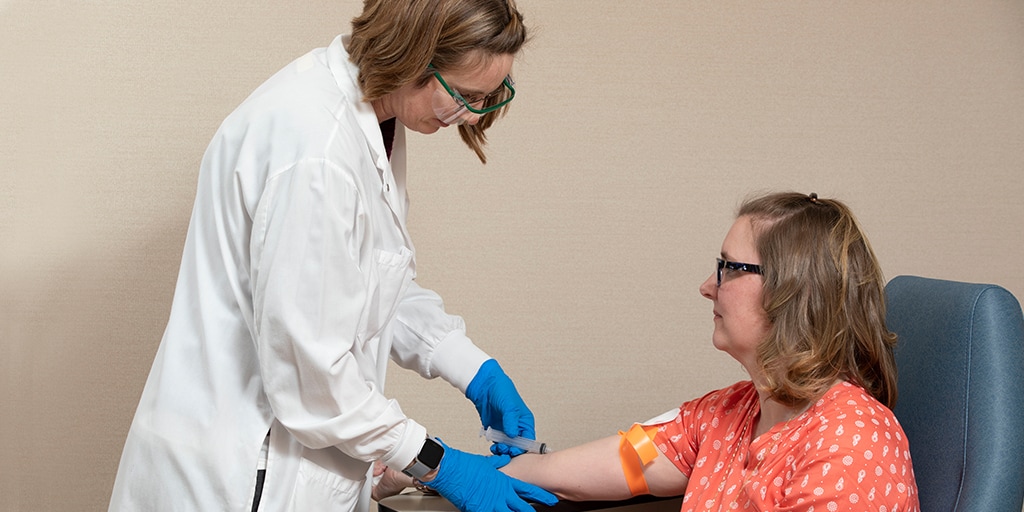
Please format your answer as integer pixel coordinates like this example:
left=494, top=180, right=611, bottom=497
left=699, top=273, right=716, bottom=300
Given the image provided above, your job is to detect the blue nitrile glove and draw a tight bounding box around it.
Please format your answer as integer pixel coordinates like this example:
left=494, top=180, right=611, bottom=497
left=465, top=359, right=536, bottom=456
left=425, top=439, right=558, bottom=512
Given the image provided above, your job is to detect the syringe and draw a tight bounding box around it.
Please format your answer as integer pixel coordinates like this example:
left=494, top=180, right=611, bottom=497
left=480, top=427, right=550, bottom=454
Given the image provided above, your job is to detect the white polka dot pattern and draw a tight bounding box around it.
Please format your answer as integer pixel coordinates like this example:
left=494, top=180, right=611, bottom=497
left=653, top=381, right=919, bottom=511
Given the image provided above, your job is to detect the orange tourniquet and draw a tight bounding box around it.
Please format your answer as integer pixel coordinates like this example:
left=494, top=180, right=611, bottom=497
left=618, top=422, right=661, bottom=496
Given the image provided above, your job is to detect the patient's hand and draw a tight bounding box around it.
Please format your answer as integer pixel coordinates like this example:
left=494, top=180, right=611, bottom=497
left=372, top=461, right=416, bottom=501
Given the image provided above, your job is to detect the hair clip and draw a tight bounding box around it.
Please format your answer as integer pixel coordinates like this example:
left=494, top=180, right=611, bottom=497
left=808, top=192, right=819, bottom=204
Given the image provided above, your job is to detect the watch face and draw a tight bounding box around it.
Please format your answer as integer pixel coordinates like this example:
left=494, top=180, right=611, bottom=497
left=420, top=439, right=445, bottom=468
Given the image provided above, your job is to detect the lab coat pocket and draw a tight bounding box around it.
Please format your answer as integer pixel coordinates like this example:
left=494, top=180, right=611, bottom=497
left=287, top=457, right=363, bottom=511
left=358, top=247, right=414, bottom=342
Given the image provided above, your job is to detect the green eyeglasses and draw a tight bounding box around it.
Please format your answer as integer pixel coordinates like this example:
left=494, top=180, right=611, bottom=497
left=431, top=66, right=516, bottom=115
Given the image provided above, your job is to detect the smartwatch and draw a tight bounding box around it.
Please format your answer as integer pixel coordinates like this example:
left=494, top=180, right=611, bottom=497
left=402, top=437, right=445, bottom=480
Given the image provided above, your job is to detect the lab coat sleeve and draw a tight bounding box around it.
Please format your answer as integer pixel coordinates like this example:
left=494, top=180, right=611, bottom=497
left=390, top=281, right=491, bottom=394
left=250, top=157, right=424, bottom=469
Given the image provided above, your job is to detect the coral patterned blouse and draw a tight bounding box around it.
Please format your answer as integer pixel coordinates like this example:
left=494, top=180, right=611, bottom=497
left=650, top=380, right=919, bottom=511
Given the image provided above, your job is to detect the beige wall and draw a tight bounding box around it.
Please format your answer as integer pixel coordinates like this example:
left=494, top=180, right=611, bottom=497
left=2, top=1, right=1022, bottom=510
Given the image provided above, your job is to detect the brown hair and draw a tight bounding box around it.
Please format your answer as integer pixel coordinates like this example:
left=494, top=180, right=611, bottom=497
left=348, top=0, right=527, bottom=163
left=739, top=192, right=898, bottom=409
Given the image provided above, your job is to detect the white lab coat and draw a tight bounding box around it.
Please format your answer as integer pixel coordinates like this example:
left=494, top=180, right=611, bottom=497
left=109, top=35, right=490, bottom=512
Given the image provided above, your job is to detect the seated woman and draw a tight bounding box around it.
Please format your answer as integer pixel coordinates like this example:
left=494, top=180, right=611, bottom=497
left=376, top=191, right=920, bottom=511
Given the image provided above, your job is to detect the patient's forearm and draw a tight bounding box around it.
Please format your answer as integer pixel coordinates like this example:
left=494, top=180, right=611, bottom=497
left=501, top=435, right=633, bottom=502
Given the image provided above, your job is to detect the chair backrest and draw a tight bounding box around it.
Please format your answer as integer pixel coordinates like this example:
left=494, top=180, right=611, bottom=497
left=885, top=275, right=1024, bottom=512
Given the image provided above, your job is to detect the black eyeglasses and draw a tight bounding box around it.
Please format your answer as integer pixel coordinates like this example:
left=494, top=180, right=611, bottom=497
left=716, top=258, right=763, bottom=287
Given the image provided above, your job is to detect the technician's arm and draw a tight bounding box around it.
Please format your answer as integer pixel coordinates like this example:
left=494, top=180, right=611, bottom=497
left=251, top=159, right=424, bottom=468
left=390, top=281, right=490, bottom=391
left=391, top=281, right=539, bottom=456
left=500, top=435, right=688, bottom=502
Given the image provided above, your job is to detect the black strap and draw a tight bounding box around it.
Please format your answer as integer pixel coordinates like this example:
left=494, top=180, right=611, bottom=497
left=251, top=469, right=266, bottom=512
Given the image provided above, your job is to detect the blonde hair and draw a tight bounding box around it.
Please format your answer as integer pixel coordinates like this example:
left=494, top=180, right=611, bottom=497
left=348, top=0, right=527, bottom=163
left=739, top=192, right=899, bottom=409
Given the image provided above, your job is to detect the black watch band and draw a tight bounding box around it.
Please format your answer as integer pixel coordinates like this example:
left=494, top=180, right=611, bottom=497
left=402, top=437, right=444, bottom=480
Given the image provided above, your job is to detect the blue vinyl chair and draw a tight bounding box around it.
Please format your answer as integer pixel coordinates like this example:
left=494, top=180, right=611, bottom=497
left=885, top=275, right=1024, bottom=512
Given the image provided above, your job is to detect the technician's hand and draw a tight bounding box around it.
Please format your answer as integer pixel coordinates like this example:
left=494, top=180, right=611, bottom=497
left=465, top=359, right=536, bottom=456
left=423, top=440, right=557, bottom=512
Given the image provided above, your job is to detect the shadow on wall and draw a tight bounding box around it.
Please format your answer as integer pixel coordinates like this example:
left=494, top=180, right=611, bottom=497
left=0, top=0, right=353, bottom=509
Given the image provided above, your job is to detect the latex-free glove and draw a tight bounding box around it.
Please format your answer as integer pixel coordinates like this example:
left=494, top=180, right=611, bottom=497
left=465, top=359, right=536, bottom=455
left=425, top=440, right=557, bottom=512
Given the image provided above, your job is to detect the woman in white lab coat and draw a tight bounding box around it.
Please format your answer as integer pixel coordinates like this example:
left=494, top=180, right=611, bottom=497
left=108, top=1, right=555, bottom=511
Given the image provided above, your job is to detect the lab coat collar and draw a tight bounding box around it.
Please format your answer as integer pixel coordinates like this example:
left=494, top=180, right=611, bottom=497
left=326, top=35, right=414, bottom=258
left=328, top=35, right=391, bottom=171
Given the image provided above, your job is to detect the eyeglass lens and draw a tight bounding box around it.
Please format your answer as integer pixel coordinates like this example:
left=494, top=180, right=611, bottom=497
left=715, top=258, right=762, bottom=287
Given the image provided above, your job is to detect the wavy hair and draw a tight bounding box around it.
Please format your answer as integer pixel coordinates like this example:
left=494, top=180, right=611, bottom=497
left=348, top=0, right=527, bottom=163
left=739, top=192, right=898, bottom=409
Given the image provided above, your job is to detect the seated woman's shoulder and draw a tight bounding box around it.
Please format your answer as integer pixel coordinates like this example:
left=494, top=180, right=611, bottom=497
left=808, top=380, right=910, bottom=453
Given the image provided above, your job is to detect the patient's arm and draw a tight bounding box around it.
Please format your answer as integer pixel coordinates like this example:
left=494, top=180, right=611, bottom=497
left=500, top=434, right=688, bottom=502
left=371, top=434, right=689, bottom=503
